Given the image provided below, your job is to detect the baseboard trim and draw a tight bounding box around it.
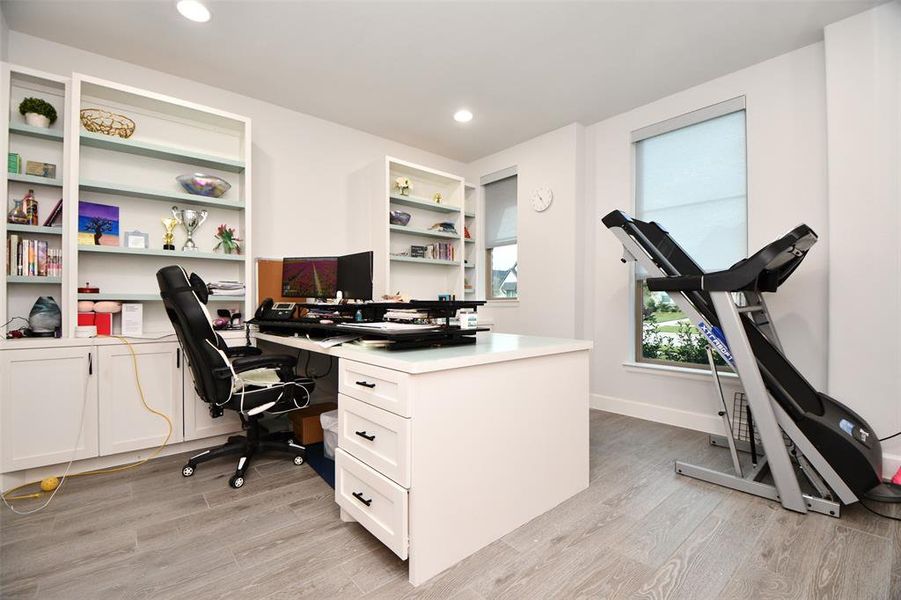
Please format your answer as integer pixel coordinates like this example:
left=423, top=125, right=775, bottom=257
left=591, top=393, right=722, bottom=435
left=591, top=394, right=901, bottom=482
left=882, top=453, right=901, bottom=481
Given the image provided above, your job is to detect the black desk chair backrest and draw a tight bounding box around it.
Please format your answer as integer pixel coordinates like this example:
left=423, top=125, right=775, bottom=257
left=157, top=265, right=231, bottom=406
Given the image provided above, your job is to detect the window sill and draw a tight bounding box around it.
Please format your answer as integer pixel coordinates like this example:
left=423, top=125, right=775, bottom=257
left=486, top=299, right=519, bottom=307
left=622, top=360, right=738, bottom=382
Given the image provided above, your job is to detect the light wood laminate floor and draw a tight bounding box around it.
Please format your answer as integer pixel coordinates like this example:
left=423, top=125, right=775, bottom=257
left=2, top=410, right=899, bottom=599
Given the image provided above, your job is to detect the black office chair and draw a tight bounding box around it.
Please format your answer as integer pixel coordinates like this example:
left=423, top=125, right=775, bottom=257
left=157, top=265, right=315, bottom=489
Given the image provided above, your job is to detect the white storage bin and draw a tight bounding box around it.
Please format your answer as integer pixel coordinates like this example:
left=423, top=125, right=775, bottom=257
left=320, top=409, right=339, bottom=460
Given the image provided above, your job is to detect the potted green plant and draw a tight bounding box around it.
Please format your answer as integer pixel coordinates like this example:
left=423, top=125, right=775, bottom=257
left=19, top=97, right=58, bottom=129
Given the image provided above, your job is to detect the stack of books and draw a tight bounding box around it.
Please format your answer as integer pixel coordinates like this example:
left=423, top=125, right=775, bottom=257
left=411, top=242, right=456, bottom=262
left=384, top=308, right=431, bottom=324
left=207, top=280, right=245, bottom=296
left=6, top=234, right=62, bottom=277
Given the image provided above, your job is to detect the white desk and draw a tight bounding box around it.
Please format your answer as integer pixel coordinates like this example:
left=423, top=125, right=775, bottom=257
left=255, top=331, right=592, bottom=586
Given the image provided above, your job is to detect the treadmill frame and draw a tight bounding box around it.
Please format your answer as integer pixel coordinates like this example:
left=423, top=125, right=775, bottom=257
left=609, top=225, right=852, bottom=517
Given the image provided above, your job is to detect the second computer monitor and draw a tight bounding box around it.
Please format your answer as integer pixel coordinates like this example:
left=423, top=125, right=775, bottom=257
left=282, top=256, right=338, bottom=298
left=337, top=251, right=373, bottom=300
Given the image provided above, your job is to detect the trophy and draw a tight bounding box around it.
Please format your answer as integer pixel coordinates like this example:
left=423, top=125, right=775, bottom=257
left=161, top=217, right=178, bottom=251
left=171, top=206, right=208, bottom=251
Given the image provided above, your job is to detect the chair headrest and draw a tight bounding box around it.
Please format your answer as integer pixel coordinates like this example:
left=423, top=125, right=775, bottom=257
left=157, top=265, right=209, bottom=305
left=189, top=272, right=209, bottom=304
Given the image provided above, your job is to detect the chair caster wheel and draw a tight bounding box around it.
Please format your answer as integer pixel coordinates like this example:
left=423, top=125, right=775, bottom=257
left=182, top=465, right=195, bottom=477
left=293, top=456, right=305, bottom=466
left=228, top=475, right=245, bottom=489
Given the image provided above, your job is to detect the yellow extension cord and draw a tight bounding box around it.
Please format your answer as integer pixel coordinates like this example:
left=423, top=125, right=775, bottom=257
left=1, top=336, right=173, bottom=510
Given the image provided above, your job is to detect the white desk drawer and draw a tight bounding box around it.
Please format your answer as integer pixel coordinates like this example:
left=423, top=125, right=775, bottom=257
left=335, top=448, right=408, bottom=560
left=338, top=394, right=411, bottom=488
left=339, top=359, right=411, bottom=417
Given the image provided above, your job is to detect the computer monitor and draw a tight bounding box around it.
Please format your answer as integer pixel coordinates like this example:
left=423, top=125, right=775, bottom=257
left=338, top=251, right=374, bottom=300
left=282, top=256, right=338, bottom=298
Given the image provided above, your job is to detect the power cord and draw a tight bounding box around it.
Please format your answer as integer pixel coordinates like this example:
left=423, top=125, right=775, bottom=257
left=859, top=499, right=901, bottom=522
left=1, top=336, right=173, bottom=514
left=879, top=431, right=901, bottom=442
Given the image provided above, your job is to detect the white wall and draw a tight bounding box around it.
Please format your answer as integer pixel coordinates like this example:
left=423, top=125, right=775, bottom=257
left=825, top=2, right=901, bottom=465
left=0, top=4, right=8, bottom=62
left=465, top=123, right=586, bottom=338
left=589, top=43, right=830, bottom=432
left=6, top=32, right=465, bottom=262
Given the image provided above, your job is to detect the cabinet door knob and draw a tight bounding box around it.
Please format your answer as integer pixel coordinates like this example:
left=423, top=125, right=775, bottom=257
left=355, top=381, right=376, bottom=389
left=355, top=430, right=375, bottom=441
left=352, top=491, right=372, bottom=507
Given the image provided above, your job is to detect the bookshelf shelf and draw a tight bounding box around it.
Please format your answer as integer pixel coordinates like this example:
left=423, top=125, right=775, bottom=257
left=7, top=276, right=61, bottom=284
left=79, top=179, right=245, bottom=210
left=6, top=224, right=63, bottom=235
left=9, top=122, right=64, bottom=141
left=80, top=131, right=245, bottom=173
left=389, top=224, right=460, bottom=240
left=8, top=173, right=63, bottom=187
left=390, top=195, right=461, bottom=214
left=77, top=245, right=245, bottom=261
left=390, top=255, right=460, bottom=267
left=77, top=292, right=244, bottom=302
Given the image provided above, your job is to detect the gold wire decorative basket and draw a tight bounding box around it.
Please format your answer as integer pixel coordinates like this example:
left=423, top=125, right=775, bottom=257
left=79, top=108, right=136, bottom=139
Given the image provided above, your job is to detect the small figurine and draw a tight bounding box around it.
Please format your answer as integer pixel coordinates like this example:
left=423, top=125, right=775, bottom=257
left=433, top=192, right=442, bottom=204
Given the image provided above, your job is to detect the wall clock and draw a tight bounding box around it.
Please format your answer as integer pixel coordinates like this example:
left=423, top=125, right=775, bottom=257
left=530, top=186, right=553, bottom=212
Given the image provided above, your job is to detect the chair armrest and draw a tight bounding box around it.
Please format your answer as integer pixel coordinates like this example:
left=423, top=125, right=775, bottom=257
left=223, top=345, right=262, bottom=358
left=231, top=354, right=296, bottom=374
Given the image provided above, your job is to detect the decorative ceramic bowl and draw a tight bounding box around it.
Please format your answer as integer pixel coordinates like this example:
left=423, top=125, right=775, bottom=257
left=390, top=210, right=412, bottom=226
left=80, top=108, right=135, bottom=138
left=176, top=174, right=232, bottom=198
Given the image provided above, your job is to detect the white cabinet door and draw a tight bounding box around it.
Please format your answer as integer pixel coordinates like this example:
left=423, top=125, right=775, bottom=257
left=0, top=347, right=99, bottom=472
left=98, top=342, right=184, bottom=455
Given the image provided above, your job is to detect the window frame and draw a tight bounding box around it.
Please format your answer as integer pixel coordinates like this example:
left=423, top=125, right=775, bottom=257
left=631, top=96, right=748, bottom=368
left=486, top=243, right=518, bottom=301
left=481, top=168, right=519, bottom=302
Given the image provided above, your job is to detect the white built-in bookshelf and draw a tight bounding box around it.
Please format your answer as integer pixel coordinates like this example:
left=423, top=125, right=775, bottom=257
left=2, top=65, right=69, bottom=334
left=463, top=182, right=480, bottom=298
left=3, top=65, right=252, bottom=339
left=365, top=157, right=468, bottom=300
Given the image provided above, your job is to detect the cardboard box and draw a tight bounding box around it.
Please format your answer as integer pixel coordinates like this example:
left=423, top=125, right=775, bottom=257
left=25, top=160, right=56, bottom=179
left=287, top=401, right=338, bottom=444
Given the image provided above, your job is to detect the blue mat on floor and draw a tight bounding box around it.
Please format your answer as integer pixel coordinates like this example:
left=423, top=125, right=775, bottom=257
left=304, top=442, right=335, bottom=488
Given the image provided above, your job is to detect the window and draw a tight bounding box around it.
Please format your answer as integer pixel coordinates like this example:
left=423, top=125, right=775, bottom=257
left=484, top=174, right=518, bottom=300
left=633, top=99, right=747, bottom=367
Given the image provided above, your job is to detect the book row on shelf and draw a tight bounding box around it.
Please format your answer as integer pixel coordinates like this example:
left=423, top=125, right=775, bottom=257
left=6, top=234, right=62, bottom=277
left=410, top=242, right=456, bottom=262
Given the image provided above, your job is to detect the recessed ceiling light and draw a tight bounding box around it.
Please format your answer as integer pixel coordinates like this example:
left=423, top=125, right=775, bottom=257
left=454, top=109, right=473, bottom=123
left=177, top=0, right=211, bottom=22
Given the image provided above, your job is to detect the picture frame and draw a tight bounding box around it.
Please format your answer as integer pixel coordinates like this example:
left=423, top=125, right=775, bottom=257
left=124, top=230, right=149, bottom=249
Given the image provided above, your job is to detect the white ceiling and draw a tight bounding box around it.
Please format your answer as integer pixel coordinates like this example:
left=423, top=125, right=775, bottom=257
left=1, top=0, right=882, bottom=162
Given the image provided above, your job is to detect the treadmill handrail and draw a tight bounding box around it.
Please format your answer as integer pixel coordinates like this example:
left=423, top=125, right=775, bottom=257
left=646, top=225, right=817, bottom=293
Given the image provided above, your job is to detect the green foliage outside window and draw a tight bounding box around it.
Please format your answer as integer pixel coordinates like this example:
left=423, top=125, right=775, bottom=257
left=640, top=284, right=725, bottom=367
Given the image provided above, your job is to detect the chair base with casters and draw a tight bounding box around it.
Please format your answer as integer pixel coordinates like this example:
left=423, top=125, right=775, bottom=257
left=182, top=412, right=308, bottom=488
left=157, top=264, right=316, bottom=489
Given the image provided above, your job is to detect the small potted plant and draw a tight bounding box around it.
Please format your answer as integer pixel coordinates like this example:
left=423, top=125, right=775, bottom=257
left=395, top=176, right=411, bottom=196
left=213, top=224, right=242, bottom=255
left=19, top=97, right=58, bottom=129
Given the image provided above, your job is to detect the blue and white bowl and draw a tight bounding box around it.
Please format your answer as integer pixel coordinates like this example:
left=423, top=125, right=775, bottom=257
left=176, top=173, right=232, bottom=198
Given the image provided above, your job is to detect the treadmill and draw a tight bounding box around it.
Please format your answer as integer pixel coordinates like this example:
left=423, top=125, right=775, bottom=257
left=603, top=209, right=899, bottom=516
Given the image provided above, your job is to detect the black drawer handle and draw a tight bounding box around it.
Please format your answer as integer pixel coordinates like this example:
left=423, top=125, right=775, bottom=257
left=356, top=381, right=376, bottom=389
left=352, top=491, right=372, bottom=507
left=355, top=430, right=376, bottom=441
